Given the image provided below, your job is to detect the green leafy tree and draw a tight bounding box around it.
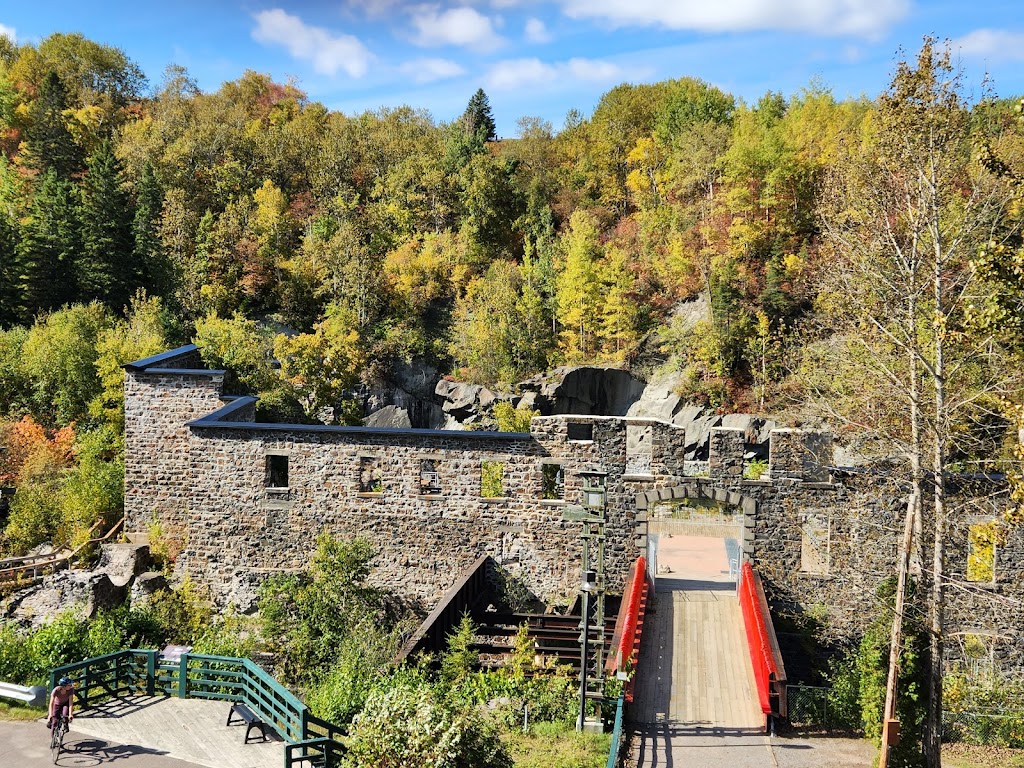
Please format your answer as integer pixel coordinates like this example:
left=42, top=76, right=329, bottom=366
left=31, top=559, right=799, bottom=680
left=258, top=534, right=387, bottom=684
left=90, top=293, right=169, bottom=429
left=193, top=311, right=278, bottom=395
left=342, top=671, right=513, bottom=768
left=21, top=302, right=113, bottom=425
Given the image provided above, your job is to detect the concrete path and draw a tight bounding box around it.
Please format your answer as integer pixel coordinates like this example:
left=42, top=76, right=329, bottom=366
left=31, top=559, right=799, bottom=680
left=70, top=697, right=282, bottom=768
left=0, top=718, right=204, bottom=768
left=1, top=697, right=283, bottom=768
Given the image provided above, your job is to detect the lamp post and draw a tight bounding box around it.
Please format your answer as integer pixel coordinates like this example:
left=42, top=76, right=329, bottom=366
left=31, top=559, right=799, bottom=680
left=577, top=568, right=598, bottom=731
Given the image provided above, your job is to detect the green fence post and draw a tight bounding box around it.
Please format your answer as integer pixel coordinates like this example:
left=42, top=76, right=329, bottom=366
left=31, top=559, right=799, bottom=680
left=146, top=651, right=156, bottom=697
left=178, top=653, right=188, bottom=699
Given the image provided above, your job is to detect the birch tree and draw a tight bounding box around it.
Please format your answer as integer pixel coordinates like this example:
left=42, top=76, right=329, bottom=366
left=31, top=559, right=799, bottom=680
left=816, top=40, right=1015, bottom=767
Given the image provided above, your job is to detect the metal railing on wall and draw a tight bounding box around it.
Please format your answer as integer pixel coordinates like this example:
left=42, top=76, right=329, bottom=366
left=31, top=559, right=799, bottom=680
left=50, top=650, right=346, bottom=768
left=605, top=694, right=625, bottom=768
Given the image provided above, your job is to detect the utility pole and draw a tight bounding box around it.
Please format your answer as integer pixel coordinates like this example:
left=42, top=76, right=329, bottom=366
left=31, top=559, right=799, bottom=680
left=879, top=494, right=917, bottom=768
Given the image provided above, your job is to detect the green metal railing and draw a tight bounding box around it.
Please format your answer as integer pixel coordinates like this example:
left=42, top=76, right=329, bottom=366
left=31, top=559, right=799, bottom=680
left=50, top=650, right=345, bottom=767
left=605, top=694, right=625, bottom=768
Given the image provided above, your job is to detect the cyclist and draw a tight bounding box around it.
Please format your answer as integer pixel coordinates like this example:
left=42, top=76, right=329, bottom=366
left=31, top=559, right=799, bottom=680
left=48, top=676, right=75, bottom=730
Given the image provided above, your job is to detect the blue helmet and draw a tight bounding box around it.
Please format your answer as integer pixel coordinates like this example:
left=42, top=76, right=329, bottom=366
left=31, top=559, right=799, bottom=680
left=58, top=677, right=72, bottom=686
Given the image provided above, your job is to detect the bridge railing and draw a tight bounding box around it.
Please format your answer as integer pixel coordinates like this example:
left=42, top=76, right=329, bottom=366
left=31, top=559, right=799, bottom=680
left=604, top=694, right=625, bottom=768
left=737, top=562, right=787, bottom=731
left=50, top=650, right=346, bottom=767
left=605, top=555, right=651, bottom=703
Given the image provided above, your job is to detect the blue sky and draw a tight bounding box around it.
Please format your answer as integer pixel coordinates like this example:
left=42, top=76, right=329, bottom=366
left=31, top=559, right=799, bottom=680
left=2, top=1, right=1023, bottom=136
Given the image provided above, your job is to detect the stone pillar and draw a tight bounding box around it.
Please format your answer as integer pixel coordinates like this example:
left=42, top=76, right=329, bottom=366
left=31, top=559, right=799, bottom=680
left=769, top=429, right=832, bottom=482
left=709, top=427, right=745, bottom=480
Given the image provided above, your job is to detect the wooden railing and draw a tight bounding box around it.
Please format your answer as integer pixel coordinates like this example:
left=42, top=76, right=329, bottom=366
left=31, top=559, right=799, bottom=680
left=0, top=519, right=123, bottom=584
left=395, top=554, right=492, bottom=662
left=50, top=649, right=347, bottom=767
left=737, top=562, right=787, bottom=732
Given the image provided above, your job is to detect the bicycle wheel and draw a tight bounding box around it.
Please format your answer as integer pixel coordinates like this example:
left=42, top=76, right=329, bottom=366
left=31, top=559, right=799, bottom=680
left=50, top=718, right=66, bottom=764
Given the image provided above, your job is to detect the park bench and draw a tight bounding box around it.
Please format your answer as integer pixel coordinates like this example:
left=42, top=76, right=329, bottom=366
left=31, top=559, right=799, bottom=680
left=226, top=702, right=268, bottom=743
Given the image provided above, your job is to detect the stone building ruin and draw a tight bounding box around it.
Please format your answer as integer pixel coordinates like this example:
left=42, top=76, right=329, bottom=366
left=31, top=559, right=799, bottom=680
left=124, top=345, right=1024, bottom=673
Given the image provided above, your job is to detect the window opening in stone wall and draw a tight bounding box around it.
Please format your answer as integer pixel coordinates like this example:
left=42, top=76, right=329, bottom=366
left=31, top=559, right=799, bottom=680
left=481, top=461, right=505, bottom=498
left=966, top=522, right=997, bottom=582
left=567, top=422, right=593, bottom=442
left=626, top=423, right=653, bottom=474
left=265, top=455, right=289, bottom=488
left=541, top=463, right=564, bottom=500
left=359, top=457, right=383, bottom=493
left=800, top=512, right=830, bottom=575
left=420, top=459, right=442, bottom=495
left=581, top=472, right=606, bottom=508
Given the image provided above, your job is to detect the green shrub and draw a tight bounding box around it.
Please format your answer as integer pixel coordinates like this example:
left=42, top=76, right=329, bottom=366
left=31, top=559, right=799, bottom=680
left=342, top=671, right=513, bottom=768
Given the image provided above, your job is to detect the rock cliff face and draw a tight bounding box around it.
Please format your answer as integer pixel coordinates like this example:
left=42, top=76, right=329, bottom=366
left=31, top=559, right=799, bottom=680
left=363, top=362, right=777, bottom=461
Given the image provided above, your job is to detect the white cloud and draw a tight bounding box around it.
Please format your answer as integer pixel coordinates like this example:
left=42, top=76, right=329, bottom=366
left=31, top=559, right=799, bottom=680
left=0, top=23, right=15, bottom=42
left=524, top=17, right=551, bottom=43
left=486, top=57, right=623, bottom=91
left=411, top=5, right=503, bottom=50
left=252, top=9, right=373, bottom=78
left=557, top=0, right=909, bottom=39
left=399, top=57, right=467, bottom=84
left=954, top=29, right=1024, bottom=61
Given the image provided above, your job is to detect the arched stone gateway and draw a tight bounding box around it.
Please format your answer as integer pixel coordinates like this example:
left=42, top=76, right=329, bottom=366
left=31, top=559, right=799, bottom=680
left=634, top=482, right=758, bottom=564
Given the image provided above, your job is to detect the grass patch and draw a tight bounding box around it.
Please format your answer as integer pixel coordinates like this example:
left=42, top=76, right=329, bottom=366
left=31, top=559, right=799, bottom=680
left=505, top=721, right=612, bottom=768
left=0, top=701, right=45, bottom=721
left=943, top=743, right=1024, bottom=768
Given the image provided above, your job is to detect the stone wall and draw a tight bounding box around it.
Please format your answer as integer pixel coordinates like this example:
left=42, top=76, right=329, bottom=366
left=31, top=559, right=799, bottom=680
left=123, top=346, right=1024, bottom=672
left=123, top=345, right=226, bottom=541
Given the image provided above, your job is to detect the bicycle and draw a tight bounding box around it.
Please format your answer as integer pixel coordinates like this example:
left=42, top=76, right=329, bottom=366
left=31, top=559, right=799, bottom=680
left=49, top=714, right=69, bottom=764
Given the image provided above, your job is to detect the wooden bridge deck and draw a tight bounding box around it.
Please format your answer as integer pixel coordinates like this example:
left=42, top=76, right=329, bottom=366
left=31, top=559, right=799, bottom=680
left=631, top=531, right=763, bottom=731
left=72, top=696, right=281, bottom=768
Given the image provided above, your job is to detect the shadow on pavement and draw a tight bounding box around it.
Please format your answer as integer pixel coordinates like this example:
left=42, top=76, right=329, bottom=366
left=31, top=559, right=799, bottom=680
left=57, top=735, right=172, bottom=765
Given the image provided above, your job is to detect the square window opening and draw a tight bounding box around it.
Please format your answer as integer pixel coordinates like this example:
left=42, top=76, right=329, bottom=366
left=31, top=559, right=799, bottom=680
left=266, top=455, right=289, bottom=488
left=567, top=422, right=594, bottom=442
left=420, top=459, right=442, bottom=495
left=359, top=457, right=383, bottom=494
left=966, top=523, right=997, bottom=583
left=542, top=464, right=565, bottom=500
left=481, top=461, right=505, bottom=498
left=800, top=513, right=830, bottom=575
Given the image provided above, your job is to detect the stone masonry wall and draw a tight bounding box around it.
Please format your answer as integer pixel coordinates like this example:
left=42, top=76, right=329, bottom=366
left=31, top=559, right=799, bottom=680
left=124, top=348, right=1024, bottom=672
left=123, top=367, right=225, bottom=539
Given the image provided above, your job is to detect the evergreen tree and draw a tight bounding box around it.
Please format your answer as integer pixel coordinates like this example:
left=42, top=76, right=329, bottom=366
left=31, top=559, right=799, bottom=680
left=460, top=88, right=496, bottom=143
left=0, top=212, right=18, bottom=326
left=78, top=139, right=134, bottom=311
left=23, top=71, right=84, bottom=179
left=17, top=170, right=79, bottom=320
left=132, top=162, right=169, bottom=295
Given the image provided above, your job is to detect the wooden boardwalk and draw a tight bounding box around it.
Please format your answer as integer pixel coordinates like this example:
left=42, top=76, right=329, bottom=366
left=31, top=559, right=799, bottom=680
left=631, top=579, right=763, bottom=730
left=631, top=532, right=766, bottom=766
left=72, top=696, right=281, bottom=768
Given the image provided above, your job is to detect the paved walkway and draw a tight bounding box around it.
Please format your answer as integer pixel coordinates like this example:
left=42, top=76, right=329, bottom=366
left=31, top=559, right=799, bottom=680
left=0, top=697, right=282, bottom=768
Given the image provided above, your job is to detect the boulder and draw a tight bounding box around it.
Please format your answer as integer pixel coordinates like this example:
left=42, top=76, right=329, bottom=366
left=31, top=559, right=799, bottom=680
left=96, top=543, right=151, bottom=586
left=12, top=572, right=127, bottom=628
left=518, top=367, right=646, bottom=416
left=364, top=405, right=413, bottom=429
left=129, top=571, right=168, bottom=608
